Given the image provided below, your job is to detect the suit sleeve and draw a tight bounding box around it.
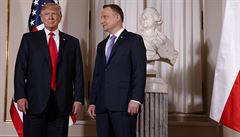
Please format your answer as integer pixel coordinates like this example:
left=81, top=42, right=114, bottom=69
left=73, top=38, right=84, bottom=104
left=130, top=35, right=146, bottom=103
left=14, top=34, right=29, bottom=102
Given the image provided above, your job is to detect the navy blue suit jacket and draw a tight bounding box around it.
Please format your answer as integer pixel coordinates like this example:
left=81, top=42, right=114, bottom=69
left=90, top=29, right=146, bottom=113
left=14, top=29, right=84, bottom=115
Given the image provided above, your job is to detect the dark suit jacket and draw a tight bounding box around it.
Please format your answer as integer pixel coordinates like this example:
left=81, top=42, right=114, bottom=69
left=90, top=29, right=146, bottom=113
left=14, top=29, right=84, bottom=115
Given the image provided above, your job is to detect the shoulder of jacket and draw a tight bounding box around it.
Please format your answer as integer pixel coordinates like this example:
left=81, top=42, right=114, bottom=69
left=127, top=31, right=142, bottom=38
left=60, top=31, right=79, bottom=41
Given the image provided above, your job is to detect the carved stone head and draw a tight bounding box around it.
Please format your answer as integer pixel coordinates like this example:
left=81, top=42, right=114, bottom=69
left=139, top=8, right=163, bottom=31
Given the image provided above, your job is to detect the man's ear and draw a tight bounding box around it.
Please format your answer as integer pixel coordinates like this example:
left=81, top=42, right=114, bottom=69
left=116, top=14, right=121, bottom=22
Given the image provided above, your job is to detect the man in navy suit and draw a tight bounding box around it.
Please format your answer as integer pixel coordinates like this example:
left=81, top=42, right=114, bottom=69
left=88, top=4, right=146, bottom=137
left=14, top=3, right=84, bottom=137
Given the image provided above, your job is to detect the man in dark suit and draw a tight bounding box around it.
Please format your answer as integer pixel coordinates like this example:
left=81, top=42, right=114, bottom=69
left=88, top=4, right=146, bottom=137
left=14, top=3, right=84, bottom=137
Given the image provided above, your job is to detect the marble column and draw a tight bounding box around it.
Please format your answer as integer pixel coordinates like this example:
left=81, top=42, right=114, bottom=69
left=137, top=77, right=168, bottom=137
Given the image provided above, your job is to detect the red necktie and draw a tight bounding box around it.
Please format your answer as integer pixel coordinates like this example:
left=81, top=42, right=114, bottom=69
left=48, top=32, right=58, bottom=91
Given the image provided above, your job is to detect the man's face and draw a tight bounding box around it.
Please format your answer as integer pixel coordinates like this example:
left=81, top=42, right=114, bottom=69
left=100, top=7, right=120, bottom=34
left=40, top=8, right=61, bottom=31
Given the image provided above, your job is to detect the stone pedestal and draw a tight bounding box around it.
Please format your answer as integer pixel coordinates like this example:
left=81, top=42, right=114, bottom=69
left=137, top=78, right=168, bottom=137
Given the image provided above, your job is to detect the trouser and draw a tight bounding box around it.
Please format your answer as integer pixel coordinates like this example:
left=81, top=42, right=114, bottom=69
left=96, top=110, right=137, bottom=137
left=23, top=91, right=69, bottom=137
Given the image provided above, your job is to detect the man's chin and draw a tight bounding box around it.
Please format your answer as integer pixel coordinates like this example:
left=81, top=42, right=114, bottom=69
left=103, top=28, right=107, bottom=31
left=104, top=29, right=111, bottom=33
left=102, top=27, right=108, bottom=31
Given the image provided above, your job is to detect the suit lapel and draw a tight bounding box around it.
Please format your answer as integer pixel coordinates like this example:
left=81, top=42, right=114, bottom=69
left=39, top=30, right=51, bottom=68
left=57, top=31, right=67, bottom=68
left=107, top=29, right=128, bottom=64
left=100, top=37, right=109, bottom=65
left=41, top=30, right=66, bottom=74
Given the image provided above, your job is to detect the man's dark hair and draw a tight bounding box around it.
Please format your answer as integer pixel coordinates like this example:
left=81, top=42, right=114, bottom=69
left=103, top=4, right=124, bottom=22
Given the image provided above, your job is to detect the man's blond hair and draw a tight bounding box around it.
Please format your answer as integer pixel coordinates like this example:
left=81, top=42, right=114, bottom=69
left=41, top=3, right=62, bottom=17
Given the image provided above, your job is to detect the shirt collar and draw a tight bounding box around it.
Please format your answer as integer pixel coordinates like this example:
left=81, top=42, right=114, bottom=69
left=110, top=28, right=124, bottom=39
left=44, top=28, right=59, bottom=37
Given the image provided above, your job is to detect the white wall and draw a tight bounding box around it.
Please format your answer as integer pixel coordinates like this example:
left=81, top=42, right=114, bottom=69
left=204, top=0, right=224, bottom=114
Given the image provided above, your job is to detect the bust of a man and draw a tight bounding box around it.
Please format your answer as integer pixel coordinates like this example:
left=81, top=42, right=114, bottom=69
left=139, top=8, right=178, bottom=75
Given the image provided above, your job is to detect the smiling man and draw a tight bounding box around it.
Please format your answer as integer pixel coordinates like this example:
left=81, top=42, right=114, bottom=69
left=14, top=3, right=84, bottom=137
left=88, top=4, right=146, bottom=137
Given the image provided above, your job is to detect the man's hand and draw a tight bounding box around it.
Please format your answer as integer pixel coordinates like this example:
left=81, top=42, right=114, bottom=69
left=17, top=98, right=28, bottom=115
left=128, top=101, right=140, bottom=116
left=87, top=104, right=96, bottom=119
left=72, top=101, right=82, bottom=115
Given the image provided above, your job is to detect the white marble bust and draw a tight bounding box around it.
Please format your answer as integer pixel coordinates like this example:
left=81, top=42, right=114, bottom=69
left=139, top=8, right=178, bottom=75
